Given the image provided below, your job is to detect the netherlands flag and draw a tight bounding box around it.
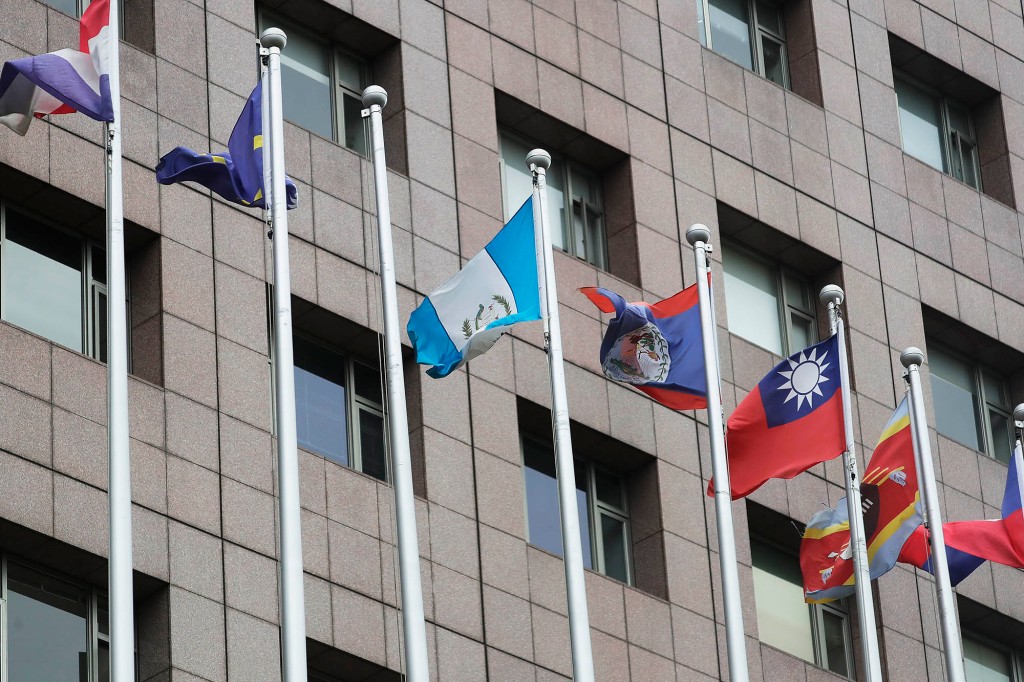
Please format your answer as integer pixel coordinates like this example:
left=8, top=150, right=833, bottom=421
left=0, top=0, right=114, bottom=135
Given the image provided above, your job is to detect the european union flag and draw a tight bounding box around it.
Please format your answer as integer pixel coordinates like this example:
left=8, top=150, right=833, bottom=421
left=156, top=79, right=297, bottom=210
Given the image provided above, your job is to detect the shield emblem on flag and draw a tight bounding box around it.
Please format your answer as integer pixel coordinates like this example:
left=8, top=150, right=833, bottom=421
left=602, top=323, right=671, bottom=385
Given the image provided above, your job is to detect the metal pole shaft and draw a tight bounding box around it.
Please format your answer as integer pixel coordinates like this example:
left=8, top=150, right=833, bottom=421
left=528, top=150, right=595, bottom=682
left=902, top=349, right=965, bottom=682
left=105, top=0, right=135, bottom=678
left=685, top=225, right=748, bottom=681
left=362, top=86, right=430, bottom=681
left=261, top=29, right=308, bottom=682
left=820, top=289, right=882, bottom=682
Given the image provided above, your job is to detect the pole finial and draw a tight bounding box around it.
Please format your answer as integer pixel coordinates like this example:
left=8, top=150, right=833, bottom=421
left=527, top=149, right=551, bottom=171
left=819, top=284, right=845, bottom=307
left=686, top=224, right=712, bottom=245
left=1013, top=403, right=1024, bottom=424
left=900, top=347, right=925, bottom=368
left=260, top=27, right=287, bottom=50
left=362, top=85, right=387, bottom=109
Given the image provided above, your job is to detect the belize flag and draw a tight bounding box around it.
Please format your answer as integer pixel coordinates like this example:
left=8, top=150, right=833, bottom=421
left=899, top=441, right=1024, bottom=584
left=407, top=198, right=540, bottom=378
left=579, top=285, right=706, bottom=410
left=714, top=335, right=846, bottom=498
left=0, top=0, right=114, bottom=135
left=800, top=397, right=923, bottom=602
left=156, top=80, right=298, bottom=210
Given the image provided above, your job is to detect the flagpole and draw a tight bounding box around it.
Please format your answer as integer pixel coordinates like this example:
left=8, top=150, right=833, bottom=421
left=685, top=225, right=748, bottom=681
left=104, top=0, right=135, bottom=678
left=528, top=149, right=595, bottom=682
left=901, top=348, right=966, bottom=682
left=819, top=285, right=882, bottom=682
left=261, top=28, right=309, bottom=682
left=362, top=85, right=430, bottom=681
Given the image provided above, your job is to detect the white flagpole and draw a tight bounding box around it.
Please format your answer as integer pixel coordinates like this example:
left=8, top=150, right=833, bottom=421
left=819, top=285, right=883, bottom=682
left=528, top=149, right=595, bottom=682
left=901, top=348, right=965, bottom=682
left=104, top=0, right=135, bottom=678
left=685, top=225, right=748, bottom=681
left=260, top=28, right=309, bottom=682
left=361, top=85, right=430, bottom=681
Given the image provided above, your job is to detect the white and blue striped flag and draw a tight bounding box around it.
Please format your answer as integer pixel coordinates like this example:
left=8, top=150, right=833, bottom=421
left=408, top=197, right=540, bottom=378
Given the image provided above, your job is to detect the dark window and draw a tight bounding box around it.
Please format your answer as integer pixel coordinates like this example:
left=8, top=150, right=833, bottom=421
left=697, top=0, right=790, bottom=88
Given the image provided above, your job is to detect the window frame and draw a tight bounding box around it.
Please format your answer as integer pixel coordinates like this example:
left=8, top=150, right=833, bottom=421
left=0, top=554, right=124, bottom=682
left=696, top=0, right=791, bottom=88
left=498, top=129, right=609, bottom=270
left=257, top=9, right=372, bottom=155
left=722, top=242, right=818, bottom=356
left=750, top=534, right=855, bottom=677
left=928, top=342, right=1013, bottom=462
left=519, top=435, right=634, bottom=585
left=0, top=202, right=122, bottom=364
left=962, top=630, right=1023, bottom=681
left=894, top=72, right=983, bottom=191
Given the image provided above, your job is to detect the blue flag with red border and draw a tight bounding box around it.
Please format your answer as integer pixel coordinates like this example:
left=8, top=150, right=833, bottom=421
left=714, top=335, right=846, bottom=498
left=580, top=285, right=706, bottom=410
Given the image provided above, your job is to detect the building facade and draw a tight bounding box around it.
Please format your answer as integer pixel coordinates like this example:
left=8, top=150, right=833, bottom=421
left=0, top=0, right=1023, bottom=679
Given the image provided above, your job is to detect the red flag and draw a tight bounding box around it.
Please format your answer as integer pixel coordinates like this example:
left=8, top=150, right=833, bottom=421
left=711, top=335, right=845, bottom=498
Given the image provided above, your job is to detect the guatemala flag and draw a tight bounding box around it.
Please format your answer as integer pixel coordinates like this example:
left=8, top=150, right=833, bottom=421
left=155, top=80, right=298, bottom=210
left=714, top=335, right=846, bottom=498
left=579, top=285, right=706, bottom=410
left=408, top=198, right=540, bottom=378
left=0, top=0, right=114, bottom=135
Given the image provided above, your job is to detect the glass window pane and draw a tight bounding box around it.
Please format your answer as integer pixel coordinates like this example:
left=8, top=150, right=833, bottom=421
left=989, top=410, right=1013, bottom=465
left=929, top=347, right=983, bottom=451
left=821, top=609, right=850, bottom=676
left=788, top=313, right=812, bottom=353
left=723, top=245, right=784, bottom=355
left=277, top=21, right=334, bottom=139
left=963, top=636, right=1012, bottom=682
left=756, top=1, right=783, bottom=34
left=570, top=168, right=600, bottom=206
left=585, top=208, right=606, bottom=270
left=358, top=408, right=387, bottom=481
left=341, top=92, right=367, bottom=155
left=751, top=540, right=815, bottom=663
left=595, top=469, right=623, bottom=509
left=3, top=210, right=84, bottom=351
left=760, top=36, right=786, bottom=87
left=783, top=272, right=810, bottom=312
left=523, top=442, right=592, bottom=569
left=947, top=104, right=973, bottom=139
left=293, top=336, right=349, bottom=465
left=895, top=78, right=946, bottom=172
left=41, top=0, right=79, bottom=15
left=500, top=133, right=566, bottom=250
left=983, top=371, right=1008, bottom=409
left=336, top=52, right=364, bottom=93
left=600, top=514, right=629, bottom=583
left=354, top=361, right=383, bottom=406
left=708, top=0, right=754, bottom=69
left=7, top=562, right=90, bottom=682
left=572, top=200, right=587, bottom=259
left=99, top=640, right=110, bottom=682
left=91, top=244, right=106, bottom=285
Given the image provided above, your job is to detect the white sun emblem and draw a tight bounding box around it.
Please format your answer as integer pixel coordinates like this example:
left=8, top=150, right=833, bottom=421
left=776, top=348, right=831, bottom=411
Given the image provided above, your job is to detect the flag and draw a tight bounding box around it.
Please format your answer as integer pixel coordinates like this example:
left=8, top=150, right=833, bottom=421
left=0, top=0, right=113, bottom=134
left=801, top=398, right=923, bottom=602
left=579, top=285, right=706, bottom=410
left=714, top=335, right=845, bottom=498
left=899, top=441, right=1024, bottom=584
left=408, top=197, right=540, bottom=378
left=155, top=80, right=298, bottom=210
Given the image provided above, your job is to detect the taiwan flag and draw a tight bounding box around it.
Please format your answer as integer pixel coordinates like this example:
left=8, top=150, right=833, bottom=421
left=580, top=285, right=706, bottom=410
left=712, top=335, right=846, bottom=498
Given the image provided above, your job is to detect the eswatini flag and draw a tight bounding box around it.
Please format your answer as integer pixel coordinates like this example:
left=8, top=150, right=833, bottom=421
left=0, top=0, right=114, bottom=135
left=712, top=335, right=846, bottom=498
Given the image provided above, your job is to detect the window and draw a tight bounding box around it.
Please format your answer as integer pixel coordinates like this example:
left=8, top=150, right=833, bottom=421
left=696, top=0, right=789, bottom=87
left=928, top=345, right=1014, bottom=463
left=2, top=557, right=112, bottom=681
left=963, top=635, right=1014, bottom=682
left=499, top=131, right=607, bottom=270
left=895, top=75, right=981, bottom=190
left=0, top=204, right=113, bottom=362
left=521, top=438, right=631, bottom=584
left=722, top=243, right=816, bottom=356
left=258, top=12, right=370, bottom=155
left=292, top=334, right=387, bottom=481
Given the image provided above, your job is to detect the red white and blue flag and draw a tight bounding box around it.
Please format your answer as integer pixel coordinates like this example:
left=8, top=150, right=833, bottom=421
left=899, top=441, right=1024, bottom=584
left=580, top=285, right=706, bottom=410
left=0, top=0, right=114, bottom=135
left=714, top=335, right=846, bottom=498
